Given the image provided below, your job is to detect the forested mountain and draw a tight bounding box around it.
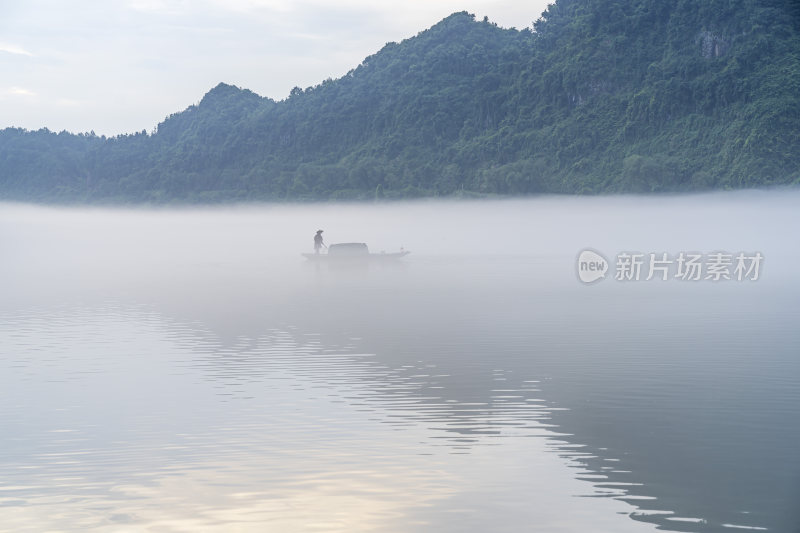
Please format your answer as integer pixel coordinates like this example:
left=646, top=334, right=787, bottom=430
left=2, top=0, right=799, bottom=203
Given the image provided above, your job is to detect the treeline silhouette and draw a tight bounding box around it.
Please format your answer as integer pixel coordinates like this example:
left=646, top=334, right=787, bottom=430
left=2, top=0, right=799, bottom=203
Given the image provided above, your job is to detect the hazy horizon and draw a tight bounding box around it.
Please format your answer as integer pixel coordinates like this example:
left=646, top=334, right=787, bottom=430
left=1, top=190, right=798, bottom=531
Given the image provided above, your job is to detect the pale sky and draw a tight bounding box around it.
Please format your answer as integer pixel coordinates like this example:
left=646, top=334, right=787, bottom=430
left=0, top=0, right=551, bottom=136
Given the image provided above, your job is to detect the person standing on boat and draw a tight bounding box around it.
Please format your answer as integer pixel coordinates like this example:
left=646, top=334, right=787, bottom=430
left=314, top=230, right=325, bottom=254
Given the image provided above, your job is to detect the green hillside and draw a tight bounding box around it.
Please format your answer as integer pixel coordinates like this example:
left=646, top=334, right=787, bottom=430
left=2, top=0, right=799, bottom=202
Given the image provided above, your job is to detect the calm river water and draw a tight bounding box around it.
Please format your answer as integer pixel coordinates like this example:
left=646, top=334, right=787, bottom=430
left=1, top=191, right=798, bottom=532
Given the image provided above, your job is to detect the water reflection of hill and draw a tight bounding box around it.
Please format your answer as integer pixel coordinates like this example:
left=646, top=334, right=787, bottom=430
left=2, top=195, right=798, bottom=532
left=143, top=254, right=798, bottom=532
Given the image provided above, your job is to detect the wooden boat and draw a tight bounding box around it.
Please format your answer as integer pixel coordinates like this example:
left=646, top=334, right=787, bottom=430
left=302, top=242, right=409, bottom=261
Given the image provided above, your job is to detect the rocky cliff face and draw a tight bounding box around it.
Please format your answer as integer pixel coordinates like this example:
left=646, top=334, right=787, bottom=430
left=697, top=30, right=731, bottom=58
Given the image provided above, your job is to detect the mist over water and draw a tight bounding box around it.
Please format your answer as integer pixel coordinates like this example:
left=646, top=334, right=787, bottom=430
left=1, top=190, right=798, bottom=532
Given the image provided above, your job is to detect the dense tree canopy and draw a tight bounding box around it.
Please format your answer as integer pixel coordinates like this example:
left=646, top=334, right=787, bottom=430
left=2, top=0, right=799, bottom=203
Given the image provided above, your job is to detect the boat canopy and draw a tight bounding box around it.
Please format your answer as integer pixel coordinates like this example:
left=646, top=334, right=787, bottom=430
left=328, top=243, right=369, bottom=256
